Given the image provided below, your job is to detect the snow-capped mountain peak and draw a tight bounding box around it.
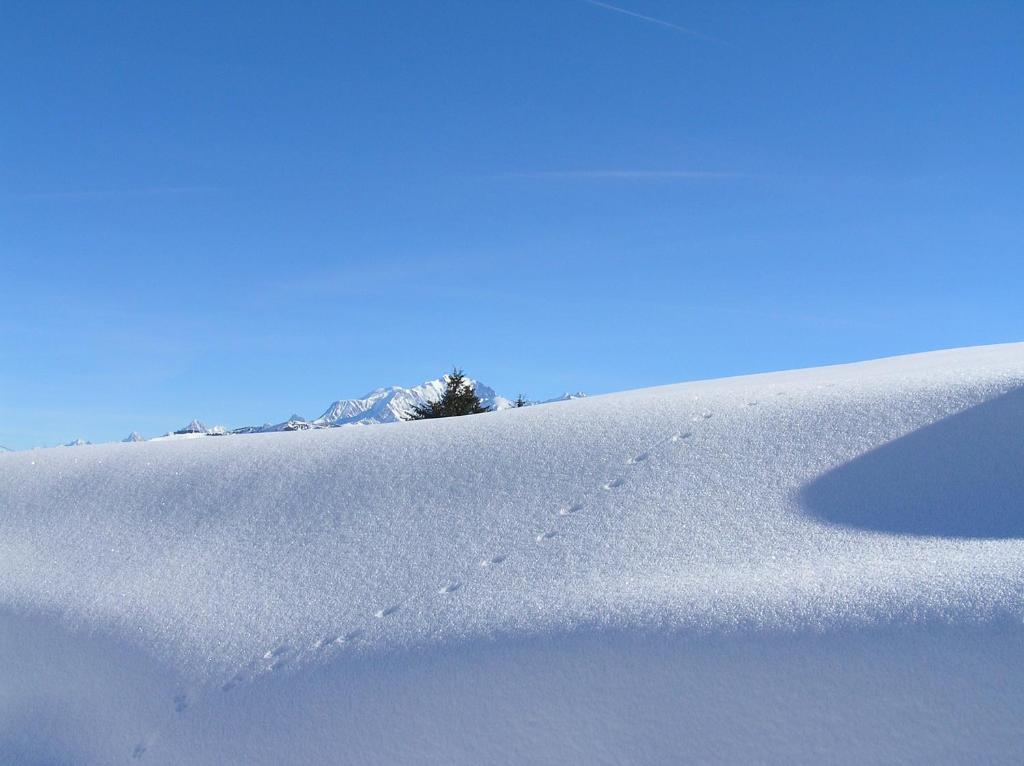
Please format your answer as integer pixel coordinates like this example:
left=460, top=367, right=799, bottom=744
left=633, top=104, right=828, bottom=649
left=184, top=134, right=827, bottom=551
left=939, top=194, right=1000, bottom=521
left=313, top=376, right=512, bottom=428
left=39, top=376, right=582, bottom=448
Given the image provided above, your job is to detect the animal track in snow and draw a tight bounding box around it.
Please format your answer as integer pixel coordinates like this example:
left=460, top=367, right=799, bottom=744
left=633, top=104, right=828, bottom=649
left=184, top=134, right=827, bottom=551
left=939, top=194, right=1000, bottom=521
left=314, top=629, right=363, bottom=651
left=202, top=416, right=702, bottom=755
left=312, top=635, right=337, bottom=650
left=264, top=645, right=291, bottom=661
left=154, top=414, right=713, bottom=764
left=132, top=743, right=147, bottom=759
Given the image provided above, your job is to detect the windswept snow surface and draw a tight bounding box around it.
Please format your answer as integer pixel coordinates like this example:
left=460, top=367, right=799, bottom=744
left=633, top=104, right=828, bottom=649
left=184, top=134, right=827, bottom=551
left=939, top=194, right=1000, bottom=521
left=2, top=343, right=1024, bottom=764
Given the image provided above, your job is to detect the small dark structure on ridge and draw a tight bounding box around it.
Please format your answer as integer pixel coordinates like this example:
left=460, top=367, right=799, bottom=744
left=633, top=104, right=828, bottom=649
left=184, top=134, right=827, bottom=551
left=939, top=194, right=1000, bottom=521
left=405, top=368, right=493, bottom=420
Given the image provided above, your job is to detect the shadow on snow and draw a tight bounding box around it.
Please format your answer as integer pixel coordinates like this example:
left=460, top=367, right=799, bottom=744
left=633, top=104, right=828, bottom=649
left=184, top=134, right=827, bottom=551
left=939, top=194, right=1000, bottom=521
left=799, top=386, right=1024, bottom=539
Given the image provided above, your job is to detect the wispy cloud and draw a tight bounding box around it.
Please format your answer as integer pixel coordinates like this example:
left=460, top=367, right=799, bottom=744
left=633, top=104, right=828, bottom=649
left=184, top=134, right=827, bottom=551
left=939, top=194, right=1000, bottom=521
left=508, top=170, right=746, bottom=181
left=10, top=186, right=224, bottom=201
left=583, top=0, right=721, bottom=43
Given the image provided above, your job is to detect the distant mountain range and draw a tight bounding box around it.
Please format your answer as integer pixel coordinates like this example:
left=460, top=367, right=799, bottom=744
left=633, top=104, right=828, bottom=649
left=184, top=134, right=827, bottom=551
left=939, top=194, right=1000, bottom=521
left=65, top=376, right=584, bottom=446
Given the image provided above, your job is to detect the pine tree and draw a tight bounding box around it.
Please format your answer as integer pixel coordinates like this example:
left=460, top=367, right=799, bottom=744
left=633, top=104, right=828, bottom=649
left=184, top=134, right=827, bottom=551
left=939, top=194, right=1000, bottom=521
left=513, top=394, right=529, bottom=408
left=405, top=368, right=494, bottom=420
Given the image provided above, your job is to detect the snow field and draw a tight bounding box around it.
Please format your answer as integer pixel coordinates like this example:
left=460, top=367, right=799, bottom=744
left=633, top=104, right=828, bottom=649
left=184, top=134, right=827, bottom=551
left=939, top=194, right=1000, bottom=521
left=2, top=342, right=1023, bottom=763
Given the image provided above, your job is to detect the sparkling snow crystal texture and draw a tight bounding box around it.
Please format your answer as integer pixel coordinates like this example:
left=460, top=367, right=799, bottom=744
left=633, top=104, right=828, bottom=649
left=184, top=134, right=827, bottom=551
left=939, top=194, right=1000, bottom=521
left=2, top=343, right=1023, bottom=764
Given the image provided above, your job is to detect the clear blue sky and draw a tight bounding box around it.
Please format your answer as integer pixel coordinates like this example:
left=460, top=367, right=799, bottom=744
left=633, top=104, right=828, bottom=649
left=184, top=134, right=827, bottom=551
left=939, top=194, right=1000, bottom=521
left=2, top=1, right=1021, bottom=449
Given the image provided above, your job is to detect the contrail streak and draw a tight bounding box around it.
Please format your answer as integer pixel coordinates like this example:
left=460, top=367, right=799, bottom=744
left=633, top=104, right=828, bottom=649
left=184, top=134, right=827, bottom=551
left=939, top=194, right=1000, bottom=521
left=511, top=170, right=743, bottom=180
left=584, top=0, right=721, bottom=43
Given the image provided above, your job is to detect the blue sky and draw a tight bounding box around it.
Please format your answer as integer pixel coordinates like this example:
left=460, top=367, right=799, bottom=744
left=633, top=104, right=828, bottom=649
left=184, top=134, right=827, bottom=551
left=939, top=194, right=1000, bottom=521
left=2, top=1, right=1021, bottom=449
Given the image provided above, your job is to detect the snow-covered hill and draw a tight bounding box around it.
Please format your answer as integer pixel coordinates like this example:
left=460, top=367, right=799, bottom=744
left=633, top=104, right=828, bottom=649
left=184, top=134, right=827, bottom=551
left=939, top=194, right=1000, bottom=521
left=2, top=343, right=1023, bottom=764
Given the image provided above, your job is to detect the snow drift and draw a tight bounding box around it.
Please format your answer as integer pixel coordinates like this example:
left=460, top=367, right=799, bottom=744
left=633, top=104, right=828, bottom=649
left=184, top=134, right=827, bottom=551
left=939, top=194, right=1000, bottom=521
left=2, top=343, right=1023, bottom=764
